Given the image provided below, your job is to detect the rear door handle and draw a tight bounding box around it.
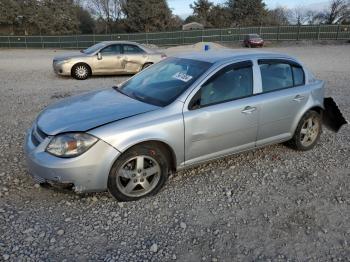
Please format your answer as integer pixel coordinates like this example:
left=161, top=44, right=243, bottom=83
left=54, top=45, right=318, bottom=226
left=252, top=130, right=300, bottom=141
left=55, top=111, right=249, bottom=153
left=293, top=95, right=305, bottom=102
left=241, top=106, right=257, bottom=114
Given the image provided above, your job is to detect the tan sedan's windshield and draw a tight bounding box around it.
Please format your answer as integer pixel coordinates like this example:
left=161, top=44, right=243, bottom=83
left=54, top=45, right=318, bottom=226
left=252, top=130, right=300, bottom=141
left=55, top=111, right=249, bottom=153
left=82, top=43, right=106, bottom=55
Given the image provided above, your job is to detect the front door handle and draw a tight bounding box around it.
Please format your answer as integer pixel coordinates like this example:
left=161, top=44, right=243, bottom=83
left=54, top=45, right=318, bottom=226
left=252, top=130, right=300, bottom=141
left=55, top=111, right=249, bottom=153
left=293, top=95, right=305, bottom=102
left=241, top=106, right=257, bottom=114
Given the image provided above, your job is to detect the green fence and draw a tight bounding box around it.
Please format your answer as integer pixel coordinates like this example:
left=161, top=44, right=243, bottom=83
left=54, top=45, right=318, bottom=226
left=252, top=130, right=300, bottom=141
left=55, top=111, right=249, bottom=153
left=0, top=24, right=349, bottom=48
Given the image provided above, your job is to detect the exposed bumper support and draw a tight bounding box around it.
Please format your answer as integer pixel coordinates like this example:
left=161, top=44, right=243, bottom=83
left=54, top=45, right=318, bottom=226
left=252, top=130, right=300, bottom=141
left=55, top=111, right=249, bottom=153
left=323, top=97, right=348, bottom=132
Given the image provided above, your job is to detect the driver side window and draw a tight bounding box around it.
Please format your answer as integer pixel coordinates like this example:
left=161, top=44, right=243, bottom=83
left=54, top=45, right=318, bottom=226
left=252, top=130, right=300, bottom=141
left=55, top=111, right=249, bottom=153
left=100, top=44, right=121, bottom=55
left=191, top=61, right=253, bottom=109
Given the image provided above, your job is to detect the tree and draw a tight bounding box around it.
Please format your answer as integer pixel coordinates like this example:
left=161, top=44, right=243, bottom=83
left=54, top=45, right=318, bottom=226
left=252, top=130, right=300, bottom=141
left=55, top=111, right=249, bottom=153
left=35, top=0, right=80, bottom=34
left=122, top=0, right=174, bottom=32
left=315, top=0, right=350, bottom=24
left=88, top=0, right=122, bottom=33
left=184, top=15, right=201, bottom=24
left=207, top=5, right=231, bottom=28
left=225, top=0, right=268, bottom=26
left=76, top=6, right=95, bottom=34
left=265, top=7, right=290, bottom=26
left=0, top=0, right=80, bottom=35
left=288, top=6, right=311, bottom=25
left=0, top=0, right=20, bottom=26
left=190, top=0, right=213, bottom=26
left=168, top=15, right=183, bottom=30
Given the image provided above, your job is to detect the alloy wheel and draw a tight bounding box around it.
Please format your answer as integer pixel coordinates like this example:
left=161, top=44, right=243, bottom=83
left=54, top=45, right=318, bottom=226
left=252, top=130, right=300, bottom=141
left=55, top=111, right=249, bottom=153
left=300, top=116, right=320, bottom=147
left=75, top=65, right=88, bottom=79
left=116, top=155, right=161, bottom=197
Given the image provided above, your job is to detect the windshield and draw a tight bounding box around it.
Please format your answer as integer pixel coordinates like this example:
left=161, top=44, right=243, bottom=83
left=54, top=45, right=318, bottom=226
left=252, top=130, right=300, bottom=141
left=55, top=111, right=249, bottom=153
left=250, top=34, right=261, bottom=40
left=117, top=57, right=212, bottom=107
left=82, top=43, right=106, bottom=55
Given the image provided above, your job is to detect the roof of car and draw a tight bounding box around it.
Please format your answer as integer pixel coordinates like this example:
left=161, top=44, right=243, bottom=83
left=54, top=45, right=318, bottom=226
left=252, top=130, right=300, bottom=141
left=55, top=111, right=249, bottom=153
left=101, top=41, right=142, bottom=45
left=173, top=50, right=298, bottom=64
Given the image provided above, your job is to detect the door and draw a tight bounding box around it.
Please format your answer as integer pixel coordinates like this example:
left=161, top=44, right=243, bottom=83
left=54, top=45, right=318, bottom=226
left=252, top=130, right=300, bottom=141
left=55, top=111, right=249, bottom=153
left=122, top=44, right=147, bottom=73
left=255, top=59, right=310, bottom=146
left=94, top=44, right=124, bottom=74
left=183, top=61, right=259, bottom=165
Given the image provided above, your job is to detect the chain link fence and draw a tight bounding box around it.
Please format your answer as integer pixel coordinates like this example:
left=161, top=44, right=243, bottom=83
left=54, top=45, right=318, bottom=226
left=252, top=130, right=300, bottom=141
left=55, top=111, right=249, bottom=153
left=0, top=25, right=349, bottom=48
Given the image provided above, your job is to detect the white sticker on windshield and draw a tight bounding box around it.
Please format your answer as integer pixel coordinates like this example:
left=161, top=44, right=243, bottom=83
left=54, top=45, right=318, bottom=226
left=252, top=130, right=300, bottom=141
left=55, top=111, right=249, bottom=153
left=172, top=72, right=193, bottom=82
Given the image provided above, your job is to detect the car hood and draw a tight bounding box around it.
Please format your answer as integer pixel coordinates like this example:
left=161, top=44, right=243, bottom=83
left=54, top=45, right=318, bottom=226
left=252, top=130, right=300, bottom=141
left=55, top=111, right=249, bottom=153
left=37, top=88, right=159, bottom=135
left=53, top=52, right=88, bottom=61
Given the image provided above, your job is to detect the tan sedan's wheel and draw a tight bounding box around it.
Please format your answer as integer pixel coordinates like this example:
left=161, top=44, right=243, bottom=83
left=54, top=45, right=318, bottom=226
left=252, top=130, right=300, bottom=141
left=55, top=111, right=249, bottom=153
left=286, top=110, right=322, bottom=151
left=72, top=63, right=90, bottom=80
left=108, top=144, right=170, bottom=201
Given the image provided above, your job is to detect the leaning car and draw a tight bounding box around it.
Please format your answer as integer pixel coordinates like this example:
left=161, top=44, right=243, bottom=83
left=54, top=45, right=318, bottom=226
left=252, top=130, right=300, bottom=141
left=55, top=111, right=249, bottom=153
left=244, top=34, right=264, bottom=48
left=52, top=41, right=167, bottom=80
left=26, top=51, right=347, bottom=201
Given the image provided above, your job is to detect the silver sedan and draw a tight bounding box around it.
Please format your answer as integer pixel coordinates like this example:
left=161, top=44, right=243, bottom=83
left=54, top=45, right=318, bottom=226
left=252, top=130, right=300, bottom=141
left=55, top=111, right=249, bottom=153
left=26, top=51, right=347, bottom=201
left=53, top=41, right=166, bottom=80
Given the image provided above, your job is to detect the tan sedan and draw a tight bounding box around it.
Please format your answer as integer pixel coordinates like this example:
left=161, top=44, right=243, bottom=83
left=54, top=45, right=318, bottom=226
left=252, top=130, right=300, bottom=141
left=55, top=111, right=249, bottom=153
left=53, top=41, right=167, bottom=80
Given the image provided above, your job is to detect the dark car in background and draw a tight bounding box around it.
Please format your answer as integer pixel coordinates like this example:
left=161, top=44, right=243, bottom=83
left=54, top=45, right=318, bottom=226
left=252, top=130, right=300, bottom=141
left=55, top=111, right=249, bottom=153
left=244, top=34, right=264, bottom=48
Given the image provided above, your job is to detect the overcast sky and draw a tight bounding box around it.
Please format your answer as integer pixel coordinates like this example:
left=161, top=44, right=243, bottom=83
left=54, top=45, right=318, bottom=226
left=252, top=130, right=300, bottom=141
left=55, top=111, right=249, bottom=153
left=167, top=0, right=328, bottom=18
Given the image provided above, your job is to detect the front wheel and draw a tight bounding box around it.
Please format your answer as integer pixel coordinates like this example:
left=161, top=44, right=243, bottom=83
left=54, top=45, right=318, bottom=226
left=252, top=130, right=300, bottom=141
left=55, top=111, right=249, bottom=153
left=72, top=63, right=90, bottom=80
left=108, top=144, right=170, bottom=201
left=286, top=110, right=322, bottom=151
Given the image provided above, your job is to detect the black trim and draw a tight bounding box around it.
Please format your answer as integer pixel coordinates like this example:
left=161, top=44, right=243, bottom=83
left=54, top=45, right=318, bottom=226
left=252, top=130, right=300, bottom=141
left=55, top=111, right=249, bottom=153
left=258, top=59, right=301, bottom=67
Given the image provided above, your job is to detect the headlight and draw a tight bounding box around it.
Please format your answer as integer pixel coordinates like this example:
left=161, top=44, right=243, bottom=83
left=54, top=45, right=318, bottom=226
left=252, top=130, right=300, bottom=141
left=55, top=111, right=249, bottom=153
left=56, top=59, right=71, bottom=64
left=46, top=133, right=98, bottom=158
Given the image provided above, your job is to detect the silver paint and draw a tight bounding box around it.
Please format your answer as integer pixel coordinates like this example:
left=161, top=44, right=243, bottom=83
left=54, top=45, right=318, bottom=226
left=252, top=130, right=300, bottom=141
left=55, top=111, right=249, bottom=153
left=25, top=50, right=327, bottom=193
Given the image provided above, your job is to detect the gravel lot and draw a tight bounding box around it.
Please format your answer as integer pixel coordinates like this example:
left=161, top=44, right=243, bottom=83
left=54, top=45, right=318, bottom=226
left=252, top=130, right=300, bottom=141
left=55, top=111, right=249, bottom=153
left=0, top=44, right=349, bottom=261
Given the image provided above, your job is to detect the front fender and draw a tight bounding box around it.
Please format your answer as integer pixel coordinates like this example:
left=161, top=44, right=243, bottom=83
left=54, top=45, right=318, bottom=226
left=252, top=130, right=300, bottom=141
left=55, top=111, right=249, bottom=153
left=88, top=101, right=185, bottom=167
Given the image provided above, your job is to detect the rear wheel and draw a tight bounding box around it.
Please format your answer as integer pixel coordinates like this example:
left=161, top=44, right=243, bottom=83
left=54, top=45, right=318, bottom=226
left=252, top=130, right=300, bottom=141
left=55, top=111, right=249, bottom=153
left=286, top=110, right=322, bottom=151
left=72, top=63, right=90, bottom=80
left=108, top=144, right=170, bottom=201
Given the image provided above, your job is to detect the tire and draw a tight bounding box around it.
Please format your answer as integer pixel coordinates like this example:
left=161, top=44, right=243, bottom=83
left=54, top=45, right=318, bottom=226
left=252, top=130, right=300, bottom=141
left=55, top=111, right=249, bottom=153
left=72, top=63, right=90, bottom=80
left=108, top=143, right=170, bottom=201
left=286, top=110, right=322, bottom=151
left=142, top=63, right=153, bottom=71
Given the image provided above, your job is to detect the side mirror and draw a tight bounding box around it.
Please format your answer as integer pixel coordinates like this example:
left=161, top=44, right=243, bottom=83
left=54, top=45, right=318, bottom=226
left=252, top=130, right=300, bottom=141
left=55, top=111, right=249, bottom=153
left=97, top=52, right=102, bottom=60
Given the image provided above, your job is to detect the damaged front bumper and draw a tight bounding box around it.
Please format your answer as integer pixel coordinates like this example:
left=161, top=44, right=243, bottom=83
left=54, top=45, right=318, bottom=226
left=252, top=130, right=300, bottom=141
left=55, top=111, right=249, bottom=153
left=24, top=126, right=120, bottom=193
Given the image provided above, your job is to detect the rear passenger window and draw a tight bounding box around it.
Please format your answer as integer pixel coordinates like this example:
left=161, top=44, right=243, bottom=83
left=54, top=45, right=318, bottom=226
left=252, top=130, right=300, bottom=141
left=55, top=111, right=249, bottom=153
left=123, top=45, right=145, bottom=54
left=259, top=63, right=293, bottom=92
left=259, top=60, right=305, bottom=93
left=292, top=66, right=305, bottom=86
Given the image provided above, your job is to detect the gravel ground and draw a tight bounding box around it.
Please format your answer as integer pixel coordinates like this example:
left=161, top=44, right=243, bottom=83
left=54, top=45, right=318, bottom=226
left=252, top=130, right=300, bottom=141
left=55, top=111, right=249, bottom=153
left=0, top=44, right=349, bottom=261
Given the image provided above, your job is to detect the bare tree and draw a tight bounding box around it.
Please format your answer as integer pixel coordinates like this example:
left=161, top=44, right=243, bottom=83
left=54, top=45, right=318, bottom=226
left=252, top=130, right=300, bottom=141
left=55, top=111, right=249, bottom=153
left=315, top=0, right=350, bottom=24
left=88, top=0, right=123, bottom=33
left=266, top=6, right=290, bottom=25
left=288, top=6, right=313, bottom=25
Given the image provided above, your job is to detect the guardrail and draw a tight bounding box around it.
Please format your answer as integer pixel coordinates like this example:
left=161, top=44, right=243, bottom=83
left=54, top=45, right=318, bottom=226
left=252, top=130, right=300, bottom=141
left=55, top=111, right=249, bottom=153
left=0, top=24, right=349, bottom=48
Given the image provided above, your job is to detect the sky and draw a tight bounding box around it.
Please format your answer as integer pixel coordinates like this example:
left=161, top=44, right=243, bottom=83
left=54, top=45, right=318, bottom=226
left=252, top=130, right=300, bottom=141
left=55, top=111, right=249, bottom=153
left=167, top=0, right=328, bottom=18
